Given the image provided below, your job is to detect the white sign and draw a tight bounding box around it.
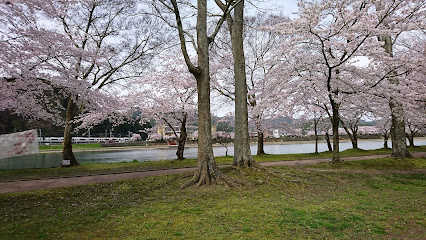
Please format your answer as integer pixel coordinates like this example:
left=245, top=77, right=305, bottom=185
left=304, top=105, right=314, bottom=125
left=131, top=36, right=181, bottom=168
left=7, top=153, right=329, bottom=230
left=0, top=130, right=39, bottom=160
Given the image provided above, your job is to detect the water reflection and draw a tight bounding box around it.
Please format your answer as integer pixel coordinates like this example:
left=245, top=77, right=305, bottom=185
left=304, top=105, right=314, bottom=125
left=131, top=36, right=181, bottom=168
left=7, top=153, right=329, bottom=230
left=1, top=140, right=425, bottom=170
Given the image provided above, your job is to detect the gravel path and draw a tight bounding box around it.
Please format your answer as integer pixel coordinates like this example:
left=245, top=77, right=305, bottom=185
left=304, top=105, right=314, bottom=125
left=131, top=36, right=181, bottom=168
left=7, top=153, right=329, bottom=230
left=1, top=152, right=424, bottom=194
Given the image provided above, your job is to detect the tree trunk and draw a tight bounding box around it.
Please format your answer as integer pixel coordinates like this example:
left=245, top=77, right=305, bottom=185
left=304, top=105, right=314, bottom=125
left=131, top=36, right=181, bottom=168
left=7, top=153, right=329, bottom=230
left=379, top=31, right=411, bottom=158
left=314, top=119, right=318, bottom=154
left=352, top=132, right=358, bottom=149
left=176, top=113, right=187, bottom=160
left=384, top=134, right=389, bottom=149
left=340, top=120, right=358, bottom=149
left=389, top=99, right=411, bottom=158
left=227, top=0, right=256, bottom=167
left=407, top=133, right=415, bottom=147
left=257, top=131, right=265, bottom=155
left=62, top=97, right=79, bottom=166
left=325, top=132, right=332, bottom=152
left=331, top=101, right=341, bottom=163
left=180, top=0, right=234, bottom=188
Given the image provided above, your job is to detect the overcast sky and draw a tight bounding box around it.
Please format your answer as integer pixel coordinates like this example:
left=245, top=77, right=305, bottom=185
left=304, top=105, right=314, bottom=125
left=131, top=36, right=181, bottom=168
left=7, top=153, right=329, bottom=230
left=246, top=0, right=299, bottom=17
left=212, top=0, right=299, bottom=117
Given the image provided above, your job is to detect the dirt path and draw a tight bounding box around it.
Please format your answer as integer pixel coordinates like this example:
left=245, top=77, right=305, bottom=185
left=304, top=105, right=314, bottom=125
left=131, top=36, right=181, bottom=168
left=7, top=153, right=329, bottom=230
left=1, top=152, right=425, bottom=194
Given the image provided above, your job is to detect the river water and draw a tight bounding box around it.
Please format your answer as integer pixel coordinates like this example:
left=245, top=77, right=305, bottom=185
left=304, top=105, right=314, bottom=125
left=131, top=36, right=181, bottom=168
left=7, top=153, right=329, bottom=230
left=1, top=139, right=425, bottom=170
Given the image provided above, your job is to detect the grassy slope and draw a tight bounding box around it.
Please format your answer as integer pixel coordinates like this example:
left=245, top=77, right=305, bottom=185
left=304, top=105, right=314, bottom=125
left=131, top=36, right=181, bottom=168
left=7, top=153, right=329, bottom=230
left=0, top=157, right=424, bottom=239
left=1, top=146, right=425, bottom=182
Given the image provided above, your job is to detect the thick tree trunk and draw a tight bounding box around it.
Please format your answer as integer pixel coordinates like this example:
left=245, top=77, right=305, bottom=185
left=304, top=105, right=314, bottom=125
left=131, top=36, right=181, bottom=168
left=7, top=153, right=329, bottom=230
left=378, top=30, right=411, bottom=158
left=62, top=97, right=79, bottom=166
left=176, top=113, right=187, bottom=160
left=325, top=132, right=332, bottom=152
left=257, top=131, right=265, bottom=155
left=352, top=132, right=358, bottom=149
left=182, top=69, right=231, bottom=187
left=228, top=0, right=256, bottom=167
left=181, top=0, right=234, bottom=188
left=331, top=101, right=341, bottom=163
left=389, top=99, right=411, bottom=158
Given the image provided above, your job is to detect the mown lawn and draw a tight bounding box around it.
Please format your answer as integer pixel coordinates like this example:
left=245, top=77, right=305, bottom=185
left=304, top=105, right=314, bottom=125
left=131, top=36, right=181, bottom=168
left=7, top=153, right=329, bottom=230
left=0, top=157, right=425, bottom=239
left=1, top=146, right=425, bottom=182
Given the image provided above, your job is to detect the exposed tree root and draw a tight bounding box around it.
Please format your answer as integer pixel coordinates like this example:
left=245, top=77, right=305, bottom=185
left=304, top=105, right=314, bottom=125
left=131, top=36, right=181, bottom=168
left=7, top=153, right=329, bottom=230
left=181, top=162, right=239, bottom=189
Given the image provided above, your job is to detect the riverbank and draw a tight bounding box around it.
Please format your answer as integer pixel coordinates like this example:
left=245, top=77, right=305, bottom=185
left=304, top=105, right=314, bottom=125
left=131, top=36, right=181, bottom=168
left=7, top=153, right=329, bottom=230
left=1, top=152, right=426, bottom=194
left=2, top=146, right=426, bottom=183
left=39, top=137, right=426, bottom=154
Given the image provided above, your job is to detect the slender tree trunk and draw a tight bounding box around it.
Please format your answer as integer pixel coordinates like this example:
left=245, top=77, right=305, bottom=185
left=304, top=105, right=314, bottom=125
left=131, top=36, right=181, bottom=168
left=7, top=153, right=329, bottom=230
left=62, top=97, right=78, bottom=166
left=314, top=120, right=318, bottom=154
left=176, top=113, right=187, bottom=160
left=331, top=101, right=341, bottom=163
left=341, top=121, right=358, bottom=149
left=227, top=0, right=256, bottom=167
left=257, top=131, right=265, bottom=155
left=384, top=134, right=389, bottom=149
left=325, top=132, right=332, bottom=152
left=407, top=133, right=415, bottom=147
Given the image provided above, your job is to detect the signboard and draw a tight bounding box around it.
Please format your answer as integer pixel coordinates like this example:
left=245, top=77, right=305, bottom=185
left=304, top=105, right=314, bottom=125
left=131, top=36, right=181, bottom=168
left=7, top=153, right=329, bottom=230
left=0, top=130, right=39, bottom=160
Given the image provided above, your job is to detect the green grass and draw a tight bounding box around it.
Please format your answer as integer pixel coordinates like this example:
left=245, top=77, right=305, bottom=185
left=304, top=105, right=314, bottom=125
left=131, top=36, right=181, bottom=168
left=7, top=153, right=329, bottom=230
left=39, top=143, right=102, bottom=150
left=1, top=146, right=425, bottom=182
left=310, top=157, right=426, bottom=170
left=0, top=157, right=424, bottom=239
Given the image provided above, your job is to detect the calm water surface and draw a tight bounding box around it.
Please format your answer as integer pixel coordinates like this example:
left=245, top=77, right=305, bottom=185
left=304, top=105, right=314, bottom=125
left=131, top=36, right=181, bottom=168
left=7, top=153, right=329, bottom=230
left=1, top=139, right=425, bottom=170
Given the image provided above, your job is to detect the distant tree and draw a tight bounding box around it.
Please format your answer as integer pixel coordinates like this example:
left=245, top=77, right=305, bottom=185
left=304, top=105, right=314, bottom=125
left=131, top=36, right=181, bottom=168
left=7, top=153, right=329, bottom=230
left=216, top=131, right=233, bottom=157
left=135, top=52, right=197, bottom=160
left=377, top=118, right=392, bottom=149
left=340, top=106, right=370, bottom=149
left=405, top=115, right=426, bottom=147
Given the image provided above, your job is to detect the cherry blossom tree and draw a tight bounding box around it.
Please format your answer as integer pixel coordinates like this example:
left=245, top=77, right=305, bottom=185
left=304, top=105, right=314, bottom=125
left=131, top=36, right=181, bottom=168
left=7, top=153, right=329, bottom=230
left=339, top=102, right=372, bottom=149
left=1, top=0, right=168, bottom=166
left=318, top=118, right=333, bottom=152
left=398, top=35, right=426, bottom=147
left=376, top=117, right=392, bottom=149
left=216, top=131, right=233, bottom=157
left=245, top=14, right=285, bottom=156
left=267, top=0, right=425, bottom=163
left=302, top=108, right=326, bottom=154
left=211, top=13, right=284, bottom=156
left=135, top=52, right=197, bottom=160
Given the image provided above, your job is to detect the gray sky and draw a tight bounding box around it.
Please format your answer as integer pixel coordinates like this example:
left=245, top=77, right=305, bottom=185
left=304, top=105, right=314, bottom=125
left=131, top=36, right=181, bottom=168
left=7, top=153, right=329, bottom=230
left=212, top=0, right=299, bottom=117
left=246, top=0, right=299, bottom=18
